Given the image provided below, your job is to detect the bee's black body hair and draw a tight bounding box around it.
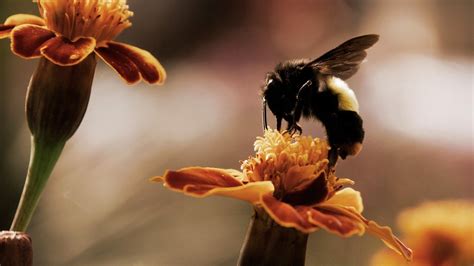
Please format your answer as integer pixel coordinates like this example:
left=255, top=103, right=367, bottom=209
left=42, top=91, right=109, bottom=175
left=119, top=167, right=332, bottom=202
left=262, top=34, right=379, bottom=165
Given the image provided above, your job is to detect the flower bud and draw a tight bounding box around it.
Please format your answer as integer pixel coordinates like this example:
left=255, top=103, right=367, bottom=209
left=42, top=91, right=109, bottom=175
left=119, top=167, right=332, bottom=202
left=26, top=54, right=97, bottom=142
left=0, top=231, right=33, bottom=266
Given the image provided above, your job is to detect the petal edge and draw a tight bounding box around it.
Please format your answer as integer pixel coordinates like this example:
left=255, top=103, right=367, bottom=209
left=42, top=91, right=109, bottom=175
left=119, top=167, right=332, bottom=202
left=41, top=36, right=96, bottom=66
left=100, top=41, right=166, bottom=85
left=260, top=193, right=317, bottom=233
left=158, top=167, right=273, bottom=203
left=10, top=24, right=55, bottom=58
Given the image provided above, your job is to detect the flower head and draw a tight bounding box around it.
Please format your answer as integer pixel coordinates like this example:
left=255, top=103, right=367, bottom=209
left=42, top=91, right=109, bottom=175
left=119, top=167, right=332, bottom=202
left=35, top=0, right=133, bottom=44
left=0, top=0, right=165, bottom=85
left=153, top=130, right=413, bottom=261
left=371, top=200, right=474, bottom=266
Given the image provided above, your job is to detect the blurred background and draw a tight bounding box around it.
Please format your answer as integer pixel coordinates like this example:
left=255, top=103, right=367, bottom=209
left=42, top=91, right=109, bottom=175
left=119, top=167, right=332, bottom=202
left=0, top=0, right=472, bottom=265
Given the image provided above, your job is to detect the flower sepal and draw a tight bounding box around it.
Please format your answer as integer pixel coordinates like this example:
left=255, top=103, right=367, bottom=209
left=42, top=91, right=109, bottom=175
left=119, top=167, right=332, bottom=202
left=26, top=54, right=96, bottom=142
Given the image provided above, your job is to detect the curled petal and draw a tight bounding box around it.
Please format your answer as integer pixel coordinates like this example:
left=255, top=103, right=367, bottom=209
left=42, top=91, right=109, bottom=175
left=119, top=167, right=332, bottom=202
left=283, top=165, right=318, bottom=192
left=41, top=36, right=96, bottom=66
left=10, top=24, right=55, bottom=58
left=0, top=25, right=15, bottom=39
left=1, top=14, right=45, bottom=39
left=96, top=41, right=166, bottom=85
left=306, top=207, right=365, bottom=237
left=318, top=204, right=413, bottom=261
left=324, top=188, right=364, bottom=213
left=281, top=172, right=328, bottom=206
left=153, top=167, right=274, bottom=203
left=4, top=14, right=45, bottom=26
left=95, top=45, right=140, bottom=84
left=260, top=193, right=317, bottom=233
left=364, top=219, right=413, bottom=261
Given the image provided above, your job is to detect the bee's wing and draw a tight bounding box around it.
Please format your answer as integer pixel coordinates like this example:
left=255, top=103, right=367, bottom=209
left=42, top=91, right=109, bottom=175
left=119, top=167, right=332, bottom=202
left=308, top=34, right=379, bottom=80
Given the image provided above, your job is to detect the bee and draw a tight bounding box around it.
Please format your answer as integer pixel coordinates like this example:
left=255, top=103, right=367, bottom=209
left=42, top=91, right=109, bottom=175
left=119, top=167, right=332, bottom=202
left=262, top=34, right=379, bottom=166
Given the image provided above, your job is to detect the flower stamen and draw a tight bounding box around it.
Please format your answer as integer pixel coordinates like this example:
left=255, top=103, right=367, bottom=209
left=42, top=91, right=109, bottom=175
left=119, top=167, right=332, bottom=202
left=35, top=0, right=133, bottom=44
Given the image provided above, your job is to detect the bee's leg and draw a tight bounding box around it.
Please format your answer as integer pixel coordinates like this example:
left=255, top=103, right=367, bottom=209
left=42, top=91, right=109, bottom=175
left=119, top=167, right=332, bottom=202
left=328, top=148, right=339, bottom=168
left=287, top=80, right=311, bottom=135
left=276, top=116, right=283, bottom=131
left=262, top=99, right=268, bottom=131
left=286, top=105, right=303, bottom=135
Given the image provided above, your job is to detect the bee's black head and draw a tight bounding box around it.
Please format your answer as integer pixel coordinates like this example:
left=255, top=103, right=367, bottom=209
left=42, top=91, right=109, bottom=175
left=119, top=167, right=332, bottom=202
left=262, top=72, right=295, bottom=119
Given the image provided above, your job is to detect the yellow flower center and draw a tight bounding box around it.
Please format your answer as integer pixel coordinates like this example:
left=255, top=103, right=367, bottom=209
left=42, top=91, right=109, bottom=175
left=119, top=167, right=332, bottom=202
left=35, top=0, right=133, bottom=44
left=241, top=130, right=339, bottom=203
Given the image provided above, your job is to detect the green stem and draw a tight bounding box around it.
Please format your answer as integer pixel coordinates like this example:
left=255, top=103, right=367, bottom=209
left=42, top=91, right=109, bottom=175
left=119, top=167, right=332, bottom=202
left=238, top=208, right=309, bottom=266
left=10, top=137, right=65, bottom=232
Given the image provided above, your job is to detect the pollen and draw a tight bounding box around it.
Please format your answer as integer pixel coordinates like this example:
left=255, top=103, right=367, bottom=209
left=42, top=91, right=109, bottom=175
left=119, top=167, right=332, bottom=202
left=34, top=0, right=133, bottom=44
left=241, top=130, right=332, bottom=194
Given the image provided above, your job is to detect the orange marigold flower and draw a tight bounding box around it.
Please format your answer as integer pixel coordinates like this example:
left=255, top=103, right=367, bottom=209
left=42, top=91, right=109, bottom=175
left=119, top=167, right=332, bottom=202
left=153, top=130, right=413, bottom=261
left=371, top=200, right=474, bottom=266
left=0, top=0, right=166, bottom=85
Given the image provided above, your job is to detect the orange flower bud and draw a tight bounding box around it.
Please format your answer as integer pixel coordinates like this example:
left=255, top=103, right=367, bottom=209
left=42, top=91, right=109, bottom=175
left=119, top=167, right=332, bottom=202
left=0, top=231, right=33, bottom=266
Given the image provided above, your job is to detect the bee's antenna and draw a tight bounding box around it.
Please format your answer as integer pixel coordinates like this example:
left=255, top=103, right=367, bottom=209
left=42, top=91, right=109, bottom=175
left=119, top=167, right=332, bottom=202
left=262, top=98, right=268, bottom=132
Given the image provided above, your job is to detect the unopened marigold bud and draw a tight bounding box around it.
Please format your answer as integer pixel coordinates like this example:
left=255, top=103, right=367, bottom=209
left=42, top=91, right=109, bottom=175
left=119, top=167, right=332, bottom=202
left=0, top=231, right=33, bottom=266
left=26, top=54, right=97, bottom=142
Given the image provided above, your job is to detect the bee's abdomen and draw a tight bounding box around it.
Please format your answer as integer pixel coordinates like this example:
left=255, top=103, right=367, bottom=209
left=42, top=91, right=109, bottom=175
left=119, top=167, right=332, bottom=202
left=322, top=110, right=364, bottom=158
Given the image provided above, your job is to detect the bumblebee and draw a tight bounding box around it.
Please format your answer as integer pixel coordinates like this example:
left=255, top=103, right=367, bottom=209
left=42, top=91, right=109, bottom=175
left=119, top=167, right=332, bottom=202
left=262, top=34, right=379, bottom=165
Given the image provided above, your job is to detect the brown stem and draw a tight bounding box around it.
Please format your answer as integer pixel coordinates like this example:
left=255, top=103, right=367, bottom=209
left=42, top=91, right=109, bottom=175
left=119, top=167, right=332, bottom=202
left=238, top=208, right=309, bottom=266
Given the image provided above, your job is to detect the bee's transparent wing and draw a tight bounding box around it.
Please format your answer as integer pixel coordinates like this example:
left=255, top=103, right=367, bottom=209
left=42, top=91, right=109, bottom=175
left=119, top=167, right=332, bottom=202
left=308, top=34, right=379, bottom=80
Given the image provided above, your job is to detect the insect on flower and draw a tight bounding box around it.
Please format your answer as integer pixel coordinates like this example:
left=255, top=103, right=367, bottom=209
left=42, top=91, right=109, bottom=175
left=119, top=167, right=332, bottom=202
left=0, top=0, right=166, bottom=85
left=152, top=130, right=413, bottom=262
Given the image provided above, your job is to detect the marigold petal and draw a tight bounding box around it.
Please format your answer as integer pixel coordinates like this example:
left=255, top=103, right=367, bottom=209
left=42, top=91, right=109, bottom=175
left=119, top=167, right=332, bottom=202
left=154, top=167, right=273, bottom=203
left=324, top=188, right=364, bottom=213
left=318, top=204, right=413, bottom=261
left=10, top=24, right=55, bottom=58
left=283, top=165, right=318, bottom=192
left=40, top=36, right=96, bottom=66
left=96, top=45, right=140, bottom=84
left=4, top=14, right=45, bottom=26
left=98, top=41, right=166, bottom=85
left=307, top=207, right=366, bottom=237
left=0, top=25, right=15, bottom=39
left=260, top=193, right=318, bottom=233
left=365, top=219, right=413, bottom=261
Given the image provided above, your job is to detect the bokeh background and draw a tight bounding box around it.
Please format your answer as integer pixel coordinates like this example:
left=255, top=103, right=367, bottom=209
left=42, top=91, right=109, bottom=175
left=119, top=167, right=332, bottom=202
left=0, top=0, right=472, bottom=265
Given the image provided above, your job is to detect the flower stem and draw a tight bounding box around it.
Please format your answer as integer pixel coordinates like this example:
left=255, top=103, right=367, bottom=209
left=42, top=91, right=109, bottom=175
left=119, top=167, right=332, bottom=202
left=238, top=208, right=309, bottom=266
left=10, top=137, right=65, bottom=232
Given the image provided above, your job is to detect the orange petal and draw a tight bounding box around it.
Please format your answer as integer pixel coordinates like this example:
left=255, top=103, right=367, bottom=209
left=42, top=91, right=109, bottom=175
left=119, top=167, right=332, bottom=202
left=281, top=172, right=328, bottom=206
left=364, top=219, right=413, bottom=261
left=1, top=14, right=45, bottom=39
left=4, top=14, right=45, bottom=26
left=283, top=165, right=318, bottom=192
left=97, top=41, right=166, bottom=85
left=260, top=193, right=317, bottom=233
left=95, top=45, right=141, bottom=84
left=306, top=207, right=366, bottom=237
left=10, top=24, right=55, bottom=58
left=319, top=204, right=413, bottom=261
left=40, top=36, right=96, bottom=66
left=155, top=167, right=274, bottom=203
left=0, top=24, right=15, bottom=39
left=324, top=188, right=364, bottom=213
